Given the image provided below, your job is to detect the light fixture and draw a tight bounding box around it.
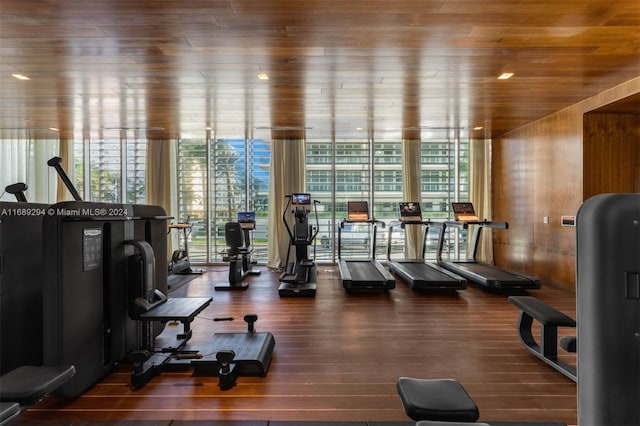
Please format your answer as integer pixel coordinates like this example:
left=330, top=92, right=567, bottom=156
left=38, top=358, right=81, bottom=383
left=11, top=73, right=30, bottom=80
left=473, top=126, right=484, bottom=131
left=102, top=126, right=164, bottom=131
left=254, top=126, right=312, bottom=131
left=498, top=72, right=514, bottom=80
left=257, top=72, right=269, bottom=80
left=48, top=127, right=60, bottom=132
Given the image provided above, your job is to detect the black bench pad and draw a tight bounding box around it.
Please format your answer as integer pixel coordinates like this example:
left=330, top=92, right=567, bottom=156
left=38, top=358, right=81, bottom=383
left=508, top=296, right=575, bottom=326
left=396, top=377, right=479, bottom=422
left=0, top=365, right=76, bottom=404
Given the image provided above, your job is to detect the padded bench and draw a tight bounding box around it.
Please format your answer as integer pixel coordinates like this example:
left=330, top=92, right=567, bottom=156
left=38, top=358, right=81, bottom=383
left=508, top=296, right=576, bottom=381
left=397, top=377, right=479, bottom=422
left=0, top=365, right=75, bottom=424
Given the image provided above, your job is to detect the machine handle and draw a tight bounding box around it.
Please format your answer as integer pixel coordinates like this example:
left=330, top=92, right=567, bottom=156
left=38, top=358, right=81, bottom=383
left=47, top=156, right=83, bottom=201
left=4, top=182, right=28, bottom=202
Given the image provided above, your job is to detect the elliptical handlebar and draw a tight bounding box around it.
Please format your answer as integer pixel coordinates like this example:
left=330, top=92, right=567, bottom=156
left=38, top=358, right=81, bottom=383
left=310, top=199, right=321, bottom=243
left=282, top=194, right=294, bottom=241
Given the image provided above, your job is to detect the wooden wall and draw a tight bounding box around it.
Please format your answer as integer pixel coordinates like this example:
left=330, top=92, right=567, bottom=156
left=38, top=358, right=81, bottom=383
left=583, top=112, right=640, bottom=199
left=492, top=77, right=640, bottom=291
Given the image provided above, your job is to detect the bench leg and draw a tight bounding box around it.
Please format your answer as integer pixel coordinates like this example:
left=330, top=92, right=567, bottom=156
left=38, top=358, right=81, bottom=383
left=516, top=311, right=576, bottom=382
left=516, top=312, right=558, bottom=357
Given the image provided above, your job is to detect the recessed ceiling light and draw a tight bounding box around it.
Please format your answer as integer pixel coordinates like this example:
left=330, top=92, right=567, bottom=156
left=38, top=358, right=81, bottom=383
left=473, top=126, right=483, bottom=130
left=498, top=72, right=514, bottom=80
left=257, top=72, right=269, bottom=80
left=48, top=127, right=60, bottom=131
left=11, top=73, right=30, bottom=80
left=102, top=126, right=164, bottom=131
left=254, top=126, right=312, bottom=130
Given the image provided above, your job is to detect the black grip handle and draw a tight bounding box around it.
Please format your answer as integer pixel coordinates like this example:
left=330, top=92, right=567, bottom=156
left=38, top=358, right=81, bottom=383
left=47, top=156, right=83, bottom=201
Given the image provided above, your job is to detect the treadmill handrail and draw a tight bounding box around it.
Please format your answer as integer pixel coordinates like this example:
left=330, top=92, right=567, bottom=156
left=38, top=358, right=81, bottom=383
left=386, top=219, right=434, bottom=261
left=338, top=217, right=385, bottom=260
left=437, top=220, right=508, bottom=262
left=340, top=218, right=386, bottom=227
left=444, top=220, right=508, bottom=230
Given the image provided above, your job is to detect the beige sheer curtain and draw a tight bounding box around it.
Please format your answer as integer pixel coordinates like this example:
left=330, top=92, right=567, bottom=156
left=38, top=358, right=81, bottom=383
left=267, top=135, right=306, bottom=269
left=146, top=139, right=173, bottom=212
left=146, top=139, right=176, bottom=254
left=469, top=138, right=493, bottom=263
left=402, top=138, right=422, bottom=259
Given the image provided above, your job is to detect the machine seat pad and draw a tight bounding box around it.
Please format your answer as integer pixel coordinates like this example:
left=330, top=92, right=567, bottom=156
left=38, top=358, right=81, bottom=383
left=397, top=377, right=479, bottom=422
left=0, top=365, right=75, bottom=404
left=508, top=296, right=576, bottom=327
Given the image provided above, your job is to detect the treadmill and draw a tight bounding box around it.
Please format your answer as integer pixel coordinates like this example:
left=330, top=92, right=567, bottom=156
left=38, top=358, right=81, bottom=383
left=387, top=202, right=467, bottom=291
left=436, top=202, right=541, bottom=290
left=338, top=201, right=395, bottom=290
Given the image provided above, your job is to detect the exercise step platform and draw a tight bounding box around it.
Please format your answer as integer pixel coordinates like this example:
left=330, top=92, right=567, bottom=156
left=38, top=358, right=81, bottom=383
left=191, top=331, right=275, bottom=376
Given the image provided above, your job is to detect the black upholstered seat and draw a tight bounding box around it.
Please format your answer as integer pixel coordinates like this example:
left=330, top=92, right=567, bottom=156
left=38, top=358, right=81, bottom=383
left=397, top=377, right=479, bottom=422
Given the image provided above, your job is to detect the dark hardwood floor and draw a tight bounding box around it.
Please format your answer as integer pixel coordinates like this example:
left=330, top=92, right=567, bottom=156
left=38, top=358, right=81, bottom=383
left=20, top=264, right=577, bottom=425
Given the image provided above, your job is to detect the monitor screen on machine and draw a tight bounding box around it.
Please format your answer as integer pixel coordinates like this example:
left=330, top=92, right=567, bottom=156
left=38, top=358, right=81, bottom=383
left=292, top=193, right=311, bottom=205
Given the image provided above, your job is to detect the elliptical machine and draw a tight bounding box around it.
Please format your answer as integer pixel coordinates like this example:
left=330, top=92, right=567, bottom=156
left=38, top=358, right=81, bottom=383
left=278, top=193, right=320, bottom=297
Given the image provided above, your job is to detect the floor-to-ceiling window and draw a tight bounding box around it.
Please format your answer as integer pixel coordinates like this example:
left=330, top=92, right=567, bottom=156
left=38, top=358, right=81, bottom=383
left=176, top=136, right=271, bottom=263
left=73, top=131, right=147, bottom=203
left=305, top=141, right=334, bottom=261
left=420, top=132, right=469, bottom=259
left=66, top=130, right=467, bottom=265
left=306, top=133, right=468, bottom=262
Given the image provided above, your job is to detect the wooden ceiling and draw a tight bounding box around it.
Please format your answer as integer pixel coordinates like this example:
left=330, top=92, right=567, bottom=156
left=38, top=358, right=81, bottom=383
left=0, top=0, right=638, bottom=141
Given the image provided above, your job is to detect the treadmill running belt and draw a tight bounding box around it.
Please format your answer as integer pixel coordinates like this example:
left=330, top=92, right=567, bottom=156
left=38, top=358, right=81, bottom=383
left=340, top=260, right=396, bottom=289
left=349, top=261, right=384, bottom=281
left=445, top=261, right=540, bottom=289
left=397, top=262, right=453, bottom=281
left=391, top=261, right=467, bottom=290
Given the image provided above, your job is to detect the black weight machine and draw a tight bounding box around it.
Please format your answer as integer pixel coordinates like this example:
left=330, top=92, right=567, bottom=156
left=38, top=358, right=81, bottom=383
left=41, top=156, right=274, bottom=394
left=278, top=193, right=320, bottom=297
left=215, top=212, right=261, bottom=291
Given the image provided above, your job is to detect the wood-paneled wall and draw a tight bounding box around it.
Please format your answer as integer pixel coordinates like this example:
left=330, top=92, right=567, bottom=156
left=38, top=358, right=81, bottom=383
left=583, top=112, right=640, bottom=199
left=492, top=77, right=640, bottom=291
